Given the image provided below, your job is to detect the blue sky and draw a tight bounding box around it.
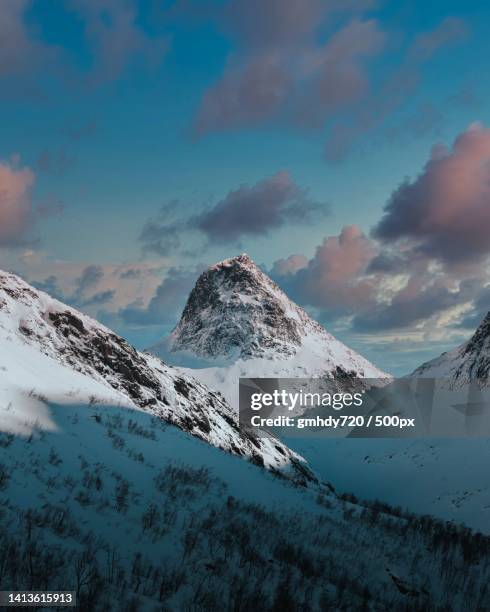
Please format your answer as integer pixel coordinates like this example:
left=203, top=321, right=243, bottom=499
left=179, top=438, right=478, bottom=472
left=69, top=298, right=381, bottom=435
left=2, top=0, right=490, bottom=375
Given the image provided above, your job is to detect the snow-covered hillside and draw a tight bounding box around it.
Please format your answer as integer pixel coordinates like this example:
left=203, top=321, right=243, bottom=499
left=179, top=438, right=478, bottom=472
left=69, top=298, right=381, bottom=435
left=288, top=314, right=490, bottom=534
left=0, top=269, right=311, bottom=478
left=1, top=401, right=489, bottom=610
left=288, top=437, right=490, bottom=534
left=410, top=311, right=490, bottom=384
left=151, top=254, right=389, bottom=407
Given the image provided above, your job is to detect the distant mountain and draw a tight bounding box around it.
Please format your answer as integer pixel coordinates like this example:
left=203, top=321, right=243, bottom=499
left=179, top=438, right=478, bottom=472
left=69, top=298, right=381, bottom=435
left=151, top=254, right=389, bottom=407
left=295, top=313, right=490, bottom=534
left=0, top=268, right=311, bottom=479
left=410, top=312, right=490, bottom=385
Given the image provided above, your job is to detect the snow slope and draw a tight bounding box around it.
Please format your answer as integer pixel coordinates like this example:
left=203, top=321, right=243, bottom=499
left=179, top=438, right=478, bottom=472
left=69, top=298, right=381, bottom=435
left=410, top=311, right=490, bottom=384
left=0, top=269, right=311, bottom=478
left=151, top=254, right=389, bottom=408
left=1, top=401, right=488, bottom=610
left=287, top=314, right=490, bottom=533
left=287, top=437, right=490, bottom=534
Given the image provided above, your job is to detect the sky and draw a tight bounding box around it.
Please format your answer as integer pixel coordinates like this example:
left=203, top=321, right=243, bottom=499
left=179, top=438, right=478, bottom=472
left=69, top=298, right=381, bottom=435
left=1, top=0, right=490, bottom=375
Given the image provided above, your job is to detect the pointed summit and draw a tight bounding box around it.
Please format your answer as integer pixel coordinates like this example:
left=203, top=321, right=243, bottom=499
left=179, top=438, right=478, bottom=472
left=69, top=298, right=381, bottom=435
left=211, top=253, right=254, bottom=268
left=463, top=311, right=490, bottom=359
left=166, top=253, right=312, bottom=359
left=410, top=311, right=490, bottom=384
left=157, top=255, right=388, bottom=380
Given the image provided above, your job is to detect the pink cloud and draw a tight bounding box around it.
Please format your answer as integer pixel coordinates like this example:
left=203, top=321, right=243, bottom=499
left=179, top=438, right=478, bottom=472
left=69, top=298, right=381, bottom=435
left=272, top=224, right=483, bottom=332
left=308, top=225, right=377, bottom=282
left=194, top=4, right=466, bottom=156
left=0, top=159, right=35, bottom=246
left=196, top=53, right=292, bottom=133
left=322, top=17, right=468, bottom=160
left=296, top=18, right=385, bottom=127
left=373, top=123, right=490, bottom=265
left=273, top=225, right=379, bottom=314
left=195, top=1, right=385, bottom=135
left=272, top=254, right=308, bottom=276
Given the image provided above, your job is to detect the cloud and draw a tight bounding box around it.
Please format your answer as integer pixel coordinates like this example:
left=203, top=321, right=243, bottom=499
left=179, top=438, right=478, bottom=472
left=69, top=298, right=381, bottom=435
left=70, top=265, right=117, bottom=308
left=272, top=225, right=378, bottom=317
left=195, top=0, right=385, bottom=135
left=196, top=54, right=292, bottom=133
left=140, top=221, right=182, bottom=257
left=139, top=172, right=328, bottom=256
left=119, top=268, right=143, bottom=280
left=36, top=150, right=76, bottom=176
left=271, top=254, right=309, bottom=276
left=74, top=265, right=104, bottom=295
left=33, top=275, right=64, bottom=300
left=26, top=260, right=163, bottom=320
left=458, top=285, right=490, bottom=330
left=295, top=18, right=385, bottom=128
left=373, top=123, right=490, bottom=266
left=196, top=171, right=327, bottom=241
left=222, top=0, right=326, bottom=49
left=0, top=0, right=54, bottom=79
left=271, top=221, right=486, bottom=334
left=195, top=0, right=330, bottom=134
left=322, top=17, right=468, bottom=161
left=67, top=0, right=169, bottom=85
left=0, top=159, right=35, bottom=246
left=0, top=1, right=168, bottom=93
left=408, top=17, right=467, bottom=62
left=80, top=289, right=116, bottom=307
left=119, top=266, right=202, bottom=326
left=352, top=276, right=480, bottom=332
left=193, top=3, right=466, bottom=160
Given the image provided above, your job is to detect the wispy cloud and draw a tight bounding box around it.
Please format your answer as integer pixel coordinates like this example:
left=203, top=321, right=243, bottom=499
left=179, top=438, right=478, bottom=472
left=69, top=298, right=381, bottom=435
left=139, top=171, right=329, bottom=256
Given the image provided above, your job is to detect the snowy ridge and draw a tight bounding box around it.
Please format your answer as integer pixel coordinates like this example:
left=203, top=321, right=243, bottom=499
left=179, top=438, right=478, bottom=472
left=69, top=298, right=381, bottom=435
left=410, top=312, right=490, bottom=385
left=0, top=269, right=312, bottom=478
left=299, top=311, right=490, bottom=533
left=152, top=254, right=389, bottom=409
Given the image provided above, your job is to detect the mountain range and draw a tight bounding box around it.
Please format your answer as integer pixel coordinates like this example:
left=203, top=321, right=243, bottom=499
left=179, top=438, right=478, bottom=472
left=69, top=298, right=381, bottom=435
left=1, top=260, right=489, bottom=608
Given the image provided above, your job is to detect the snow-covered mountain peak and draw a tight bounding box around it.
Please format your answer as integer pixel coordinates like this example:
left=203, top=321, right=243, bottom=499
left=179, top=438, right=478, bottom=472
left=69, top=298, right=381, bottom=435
left=166, top=252, right=318, bottom=360
left=161, top=255, right=388, bottom=381
left=151, top=256, right=389, bottom=415
left=410, top=311, right=490, bottom=384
